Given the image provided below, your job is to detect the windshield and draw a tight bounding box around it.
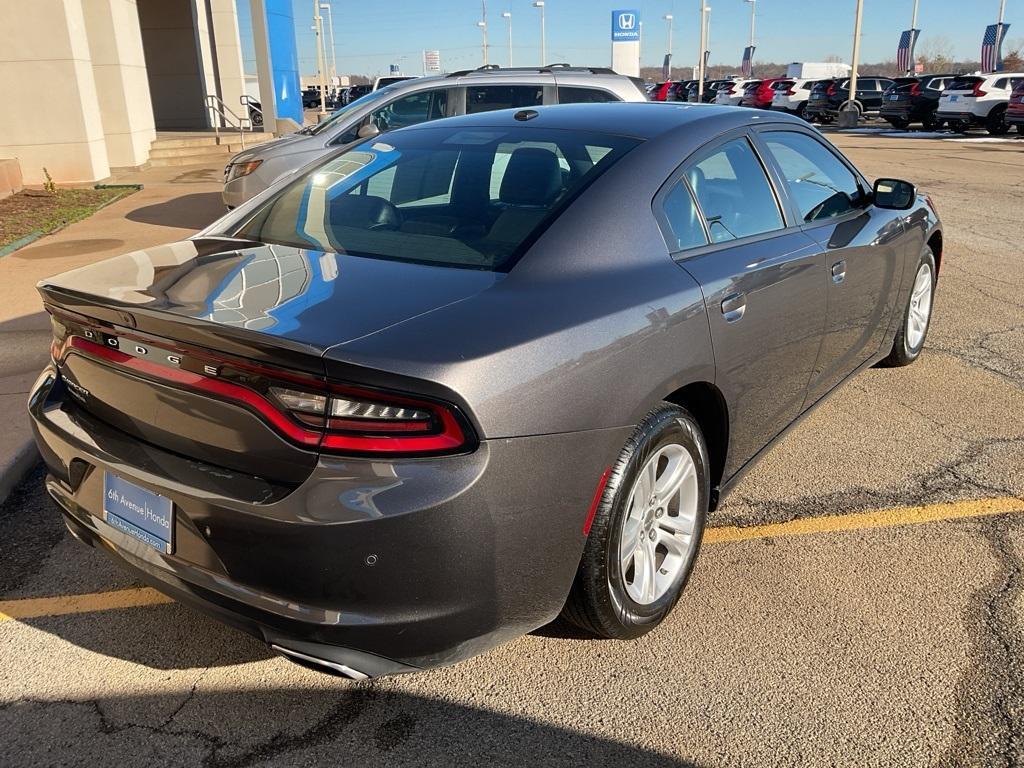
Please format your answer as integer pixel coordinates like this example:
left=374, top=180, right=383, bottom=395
left=234, top=125, right=640, bottom=271
left=305, top=84, right=403, bottom=136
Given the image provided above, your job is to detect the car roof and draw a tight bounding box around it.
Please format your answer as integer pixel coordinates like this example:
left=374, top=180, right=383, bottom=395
left=396, top=101, right=808, bottom=141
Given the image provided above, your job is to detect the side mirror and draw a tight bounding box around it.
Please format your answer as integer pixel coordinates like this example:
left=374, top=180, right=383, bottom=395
left=357, top=123, right=380, bottom=140
left=873, top=178, right=916, bottom=210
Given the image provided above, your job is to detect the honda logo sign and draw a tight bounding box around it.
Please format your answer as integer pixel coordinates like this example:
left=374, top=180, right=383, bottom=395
left=611, top=9, right=641, bottom=41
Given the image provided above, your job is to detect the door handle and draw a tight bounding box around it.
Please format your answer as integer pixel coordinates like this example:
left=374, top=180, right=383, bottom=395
left=721, top=292, right=747, bottom=323
left=831, top=260, right=847, bottom=284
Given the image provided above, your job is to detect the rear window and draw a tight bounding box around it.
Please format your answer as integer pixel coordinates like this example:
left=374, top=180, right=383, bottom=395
left=948, top=76, right=982, bottom=91
left=234, top=126, right=640, bottom=271
left=467, top=85, right=543, bottom=113
left=773, top=81, right=794, bottom=91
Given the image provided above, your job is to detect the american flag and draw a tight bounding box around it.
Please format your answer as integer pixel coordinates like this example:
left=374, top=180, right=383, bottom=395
left=741, top=46, right=755, bottom=77
left=982, top=22, right=1010, bottom=73
left=897, top=29, right=919, bottom=73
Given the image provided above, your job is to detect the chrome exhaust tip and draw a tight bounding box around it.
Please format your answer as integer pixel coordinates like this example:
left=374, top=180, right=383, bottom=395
left=271, top=644, right=370, bottom=680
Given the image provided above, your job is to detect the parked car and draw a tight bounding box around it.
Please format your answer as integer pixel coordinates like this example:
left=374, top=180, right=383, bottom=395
left=30, top=103, right=942, bottom=678
left=879, top=74, right=956, bottom=130
left=937, top=72, right=1024, bottom=135
left=716, top=79, right=760, bottom=106
left=686, top=79, right=736, bottom=104
left=373, top=75, right=418, bottom=90
left=651, top=81, right=674, bottom=101
left=301, top=88, right=324, bottom=109
left=671, top=80, right=698, bottom=101
left=222, top=66, right=648, bottom=208
left=343, top=84, right=372, bottom=105
left=740, top=77, right=787, bottom=109
left=806, top=77, right=896, bottom=121
left=805, top=79, right=836, bottom=123
left=1006, top=79, right=1024, bottom=132
left=770, top=78, right=826, bottom=120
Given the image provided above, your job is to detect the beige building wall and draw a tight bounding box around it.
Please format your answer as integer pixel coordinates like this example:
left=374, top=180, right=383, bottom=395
left=137, top=0, right=208, bottom=128
left=208, top=0, right=248, bottom=123
left=82, top=0, right=157, bottom=168
left=0, top=0, right=111, bottom=183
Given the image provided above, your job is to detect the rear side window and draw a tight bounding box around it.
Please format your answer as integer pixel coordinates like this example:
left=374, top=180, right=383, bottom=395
left=762, top=131, right=863, bottom=223
left=662, top=183, right=709, bottom=252
left=686, top=138, right=784, bottom=244
left=466, top=85, right=544, bottom=113
left=233, top=126, right=639, bottom=271
left=557, top=86, right=619, bottom=104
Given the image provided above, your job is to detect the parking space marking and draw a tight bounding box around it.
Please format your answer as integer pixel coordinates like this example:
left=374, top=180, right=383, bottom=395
left=0, top=586, right=172, bottom=623
left=1, top=496, right=1021, bottom=625
left=703, top=495, right=1024, bottom=545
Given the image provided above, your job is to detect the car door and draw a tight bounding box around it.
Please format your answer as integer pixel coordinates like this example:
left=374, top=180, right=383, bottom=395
left=656, top=133, right=827, bottom=476
left=754, top=127, right=908, bottom=406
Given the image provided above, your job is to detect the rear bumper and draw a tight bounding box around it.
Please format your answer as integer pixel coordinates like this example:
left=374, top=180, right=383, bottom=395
left=1006, top=109, right=1024, bottom=125
left=936, top=110, right=983, bottom=125
left=30, top=367, right=628, bottom=675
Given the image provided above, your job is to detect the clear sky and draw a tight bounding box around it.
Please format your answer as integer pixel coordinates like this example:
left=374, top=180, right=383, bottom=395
left=236, top=0, right=1018, bottom=77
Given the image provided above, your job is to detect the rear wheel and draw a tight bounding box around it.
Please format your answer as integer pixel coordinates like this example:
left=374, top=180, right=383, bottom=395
left=879, top=247, right=936, bottom=367
left=922, top=111, right=939, bottom=131
left=562, top=405, right=709, bottom=639
left=987, top=105, right=1010, bottom=135
left=888, top=117, right=910, bottom=130
left=796, top=102, right=809, bottom=120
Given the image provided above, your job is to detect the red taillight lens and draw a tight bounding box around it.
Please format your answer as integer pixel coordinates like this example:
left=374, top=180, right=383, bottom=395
left=57, top=332, right=471, bottom=456
left=972, top=82, right=987, bottom=97
left=786, top=87, right=795, bottom=96
left=827, top=83, right=837, bottom=96
left=910, top=82, right=922, bottom=96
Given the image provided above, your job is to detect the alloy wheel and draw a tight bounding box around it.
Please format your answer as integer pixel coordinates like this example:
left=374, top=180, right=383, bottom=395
left=617, top=443, right=700, bottom=605
left=906, top=262, right=934, bottom=351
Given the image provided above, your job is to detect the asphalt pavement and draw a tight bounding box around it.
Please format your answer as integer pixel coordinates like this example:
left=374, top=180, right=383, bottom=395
left=0, top=129, right=1022, bottom=767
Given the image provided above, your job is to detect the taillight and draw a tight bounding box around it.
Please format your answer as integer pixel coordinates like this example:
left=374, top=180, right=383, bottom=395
left=726, top=85, right=736, bottom=95
left=972, top=82, right=987, bottom=97
left=910, top=82, right=921, bottom=96
left=54, top=326, right=471, bottom=457
left=786, top=86, right=795, bottom=96
left=827, top=83, right=837, bottom=96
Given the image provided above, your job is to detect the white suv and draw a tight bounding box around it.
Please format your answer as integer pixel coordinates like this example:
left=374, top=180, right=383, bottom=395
left=770, top=78, right=825, bottom=119
left=937, top=72, right=1024, bottom=135
left=715, top=79, right=760, bottom=106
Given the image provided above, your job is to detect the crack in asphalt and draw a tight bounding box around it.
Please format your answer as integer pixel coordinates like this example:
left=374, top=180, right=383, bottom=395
left=936, top=515, right=1024, bottom=768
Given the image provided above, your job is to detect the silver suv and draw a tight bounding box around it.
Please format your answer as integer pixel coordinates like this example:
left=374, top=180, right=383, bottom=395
left=223, top=66, right=648, bottom=208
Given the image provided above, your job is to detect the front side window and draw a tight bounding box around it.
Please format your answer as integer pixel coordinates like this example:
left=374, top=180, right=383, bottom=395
left=466, top=85, right=544, bottom=113
left=762, top=131, right=864, bottom=223
left=686, top=138, right=784, bottom=244
left=234, top=127, right=639, bottom=271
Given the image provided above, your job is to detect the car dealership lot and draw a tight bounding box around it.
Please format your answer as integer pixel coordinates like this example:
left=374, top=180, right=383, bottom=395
left=1, top=133, right=1022, bottom=767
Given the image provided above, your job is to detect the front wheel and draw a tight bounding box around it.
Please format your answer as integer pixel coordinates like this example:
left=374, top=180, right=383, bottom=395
left=561, top=405, right=709, bottom=639
left=879, top=247, right=936, bottom=367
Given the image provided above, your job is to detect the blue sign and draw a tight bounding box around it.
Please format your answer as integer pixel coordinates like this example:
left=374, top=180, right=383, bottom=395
left=103, top=472, right=174, bottom=553
left=612, top=9, right=641, bottom=42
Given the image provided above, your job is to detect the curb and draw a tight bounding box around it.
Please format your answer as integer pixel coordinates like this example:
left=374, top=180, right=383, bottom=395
left=0, top=438, right=39, bottom=509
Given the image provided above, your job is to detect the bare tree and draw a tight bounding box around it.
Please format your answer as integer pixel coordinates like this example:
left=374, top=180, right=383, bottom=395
left=1003, top=37, right=1024, bottom=72
left=917, top=35, right=955, bottom=71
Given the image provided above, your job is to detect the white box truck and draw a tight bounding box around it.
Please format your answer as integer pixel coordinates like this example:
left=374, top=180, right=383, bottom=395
left=786, top=62, right=852, bottom=79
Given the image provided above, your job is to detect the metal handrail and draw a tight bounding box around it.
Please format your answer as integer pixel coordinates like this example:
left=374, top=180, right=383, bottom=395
left=204, top=94, right=252, bottom=149
left=240, top=94, right=264, bottom=130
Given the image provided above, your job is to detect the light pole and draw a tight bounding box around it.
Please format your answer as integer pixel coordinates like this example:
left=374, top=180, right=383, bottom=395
left=312, top=0, right=327, bottom=117
left=664, top=13, right=674, bottom=72
left=998, top=0, right=1006, bottom=24
left=502, top=12, right=513, bottom=67
left=533, top=1, right=546, bottom=66
left=698, top=1, right=710, bottom=101
left=842, top=0, right=864, bottom=127
left=746, top=0, right=756, bottom=51
left=478, top=1, right=488, bottom=66
left=319, top=2, right=337, bottom=91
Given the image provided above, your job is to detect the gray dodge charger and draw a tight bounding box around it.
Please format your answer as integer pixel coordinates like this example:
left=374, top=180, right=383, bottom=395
left=29, top=103, right=942, bottom=678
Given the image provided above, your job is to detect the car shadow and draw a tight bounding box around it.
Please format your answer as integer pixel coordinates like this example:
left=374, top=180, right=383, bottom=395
left=124, top=192, right=226, bottom=230
left=2, top=685, right=703, bottom=767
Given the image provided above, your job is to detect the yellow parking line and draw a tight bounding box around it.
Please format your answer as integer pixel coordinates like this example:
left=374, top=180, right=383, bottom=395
left=0, top=586, right=172, bottom=623
left=703, top=495, right=1024, bottom=545
left=1, top=496, right=1021, bottom=624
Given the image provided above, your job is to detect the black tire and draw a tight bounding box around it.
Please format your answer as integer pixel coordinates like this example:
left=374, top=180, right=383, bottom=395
left=888, top=118, right=910, bottom=130
left=987, top=105, right=1010, bottom=136
left=950, top=120, right=968, bottom=134
left=878, top=247, right=937, bottom=368
left=561, top=405, right=709, bottom=639
left=796, top=102, right=808, bottom=120
left=922, top=112, right=939, bottom=131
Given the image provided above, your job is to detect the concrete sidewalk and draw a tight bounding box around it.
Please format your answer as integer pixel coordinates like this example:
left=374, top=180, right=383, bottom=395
left=0, top=162, right=228, bottom=503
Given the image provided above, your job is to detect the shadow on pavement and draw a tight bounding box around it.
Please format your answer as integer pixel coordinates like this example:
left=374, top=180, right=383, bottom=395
left=0, top=683, right=701, bottom=767
left=125, top=192, right=226, bottom=230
